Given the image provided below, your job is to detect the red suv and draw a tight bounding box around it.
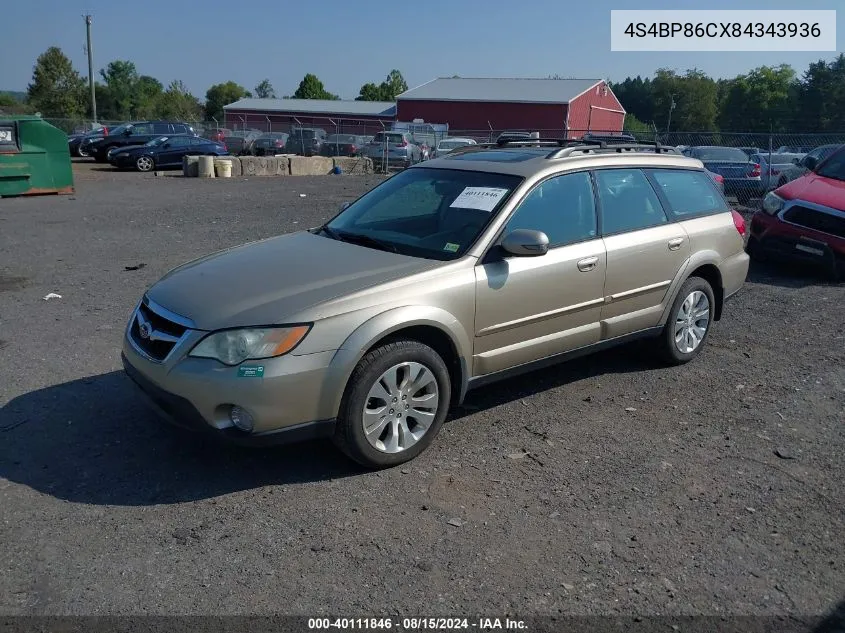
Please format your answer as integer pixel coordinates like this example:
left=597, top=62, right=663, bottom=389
left=748, top=144, right=845, bottom=279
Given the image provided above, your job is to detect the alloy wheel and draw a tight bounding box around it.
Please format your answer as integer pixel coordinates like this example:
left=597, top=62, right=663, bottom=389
left=674, top=290, right=710, bottom=354
left=362, top=361, right=439, bottom=453
left=136, top=156, right=154, bottom=172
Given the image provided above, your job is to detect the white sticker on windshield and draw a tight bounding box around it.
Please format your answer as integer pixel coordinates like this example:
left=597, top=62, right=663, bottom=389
left=449, top=187, right=509, bottom=212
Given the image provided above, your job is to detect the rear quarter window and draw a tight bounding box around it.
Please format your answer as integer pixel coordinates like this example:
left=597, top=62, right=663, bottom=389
left=647, top=169, right=727, bottom=218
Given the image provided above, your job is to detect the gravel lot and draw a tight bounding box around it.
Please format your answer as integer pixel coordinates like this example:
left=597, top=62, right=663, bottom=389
left=1, top=162, right=843, bottom=622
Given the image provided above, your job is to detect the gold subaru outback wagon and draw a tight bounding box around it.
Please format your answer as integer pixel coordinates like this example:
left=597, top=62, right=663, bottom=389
left=123, top=140, right=749, bottom=468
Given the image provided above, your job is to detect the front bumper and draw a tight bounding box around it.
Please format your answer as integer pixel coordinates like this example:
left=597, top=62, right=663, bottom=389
left=749, top=211, right=845, bottom=275
left=122, top=327, right=339, bottom=445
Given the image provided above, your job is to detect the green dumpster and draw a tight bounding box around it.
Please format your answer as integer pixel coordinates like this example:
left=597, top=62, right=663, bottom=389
left=0, top=116, right=74, bottom=197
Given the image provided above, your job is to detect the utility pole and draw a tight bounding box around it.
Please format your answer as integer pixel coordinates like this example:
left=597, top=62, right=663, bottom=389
left=84, top=14, right=97, bottom=123
left=666, top=94, right=677, bottom=135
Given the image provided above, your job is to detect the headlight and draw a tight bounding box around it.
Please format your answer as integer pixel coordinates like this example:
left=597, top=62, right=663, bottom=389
left=189, top=325, right=310, bottom=366
left=762, top=192, right=785, bottom=216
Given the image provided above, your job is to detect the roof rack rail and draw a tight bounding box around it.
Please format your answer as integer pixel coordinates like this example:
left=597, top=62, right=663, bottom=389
left=545, top=141, right=679, bottom=159
left=443, top=138, right=679, bottom=159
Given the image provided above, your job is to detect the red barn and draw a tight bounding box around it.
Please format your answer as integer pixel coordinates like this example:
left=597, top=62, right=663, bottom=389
left=396, top=77, right=625, bottom=139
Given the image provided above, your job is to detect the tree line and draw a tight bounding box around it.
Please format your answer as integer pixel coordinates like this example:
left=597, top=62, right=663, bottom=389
left=614, top=54, right=845, bottom=134
left=5, top=46, right=410, bottom=122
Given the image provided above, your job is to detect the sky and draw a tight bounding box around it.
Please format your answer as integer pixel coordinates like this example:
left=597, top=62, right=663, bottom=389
left=1, top=0, right=841, bottom=99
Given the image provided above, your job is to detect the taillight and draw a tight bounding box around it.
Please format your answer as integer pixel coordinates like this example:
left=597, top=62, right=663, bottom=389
left=714, top=174, right=724, bottom=183
left=731, top=210, right=746, bottom=236
left=349, top=145, right=357, bottom=152
left=397, top=140, right=408, bottom=147
left=749, top=163, right=761, bottom=177
left=103, top=127, right=109, bottom=136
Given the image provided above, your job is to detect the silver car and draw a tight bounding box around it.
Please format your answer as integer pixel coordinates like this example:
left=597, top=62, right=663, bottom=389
left=123, top=141, right=749, bottom=467
left=365, top=131, right=422, bottom=168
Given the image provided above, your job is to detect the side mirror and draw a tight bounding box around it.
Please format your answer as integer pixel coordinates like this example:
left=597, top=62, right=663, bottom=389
left=501, top=229, right=549, bottom=257
left=803, top=155, right=818, bottom=171
left=339, top=201, right=351, bottom=212
left=123, top=129, right=132, bottom=136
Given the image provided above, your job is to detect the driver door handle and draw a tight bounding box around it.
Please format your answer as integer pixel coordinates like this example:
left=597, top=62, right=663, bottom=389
left=577, top=256, right=599, bottom=272
left=668, top=237, right=685, bottom=251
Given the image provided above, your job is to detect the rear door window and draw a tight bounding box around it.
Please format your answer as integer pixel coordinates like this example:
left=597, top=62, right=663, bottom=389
left=594, top=169, right=668, bottom=234
left=647, top=169, right=727, bottom=218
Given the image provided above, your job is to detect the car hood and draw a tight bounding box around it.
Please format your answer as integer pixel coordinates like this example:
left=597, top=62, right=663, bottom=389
left=146, top=231, right=441, bottom=331
left=778, top=173, right=845, bottom=210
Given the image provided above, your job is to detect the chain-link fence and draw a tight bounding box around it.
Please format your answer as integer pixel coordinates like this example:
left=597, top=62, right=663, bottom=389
left=40, top=117, right=845, bottom=196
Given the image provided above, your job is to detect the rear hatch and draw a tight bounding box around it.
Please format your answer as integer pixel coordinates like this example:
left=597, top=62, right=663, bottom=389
left=368, top=133, right=410, bottom=158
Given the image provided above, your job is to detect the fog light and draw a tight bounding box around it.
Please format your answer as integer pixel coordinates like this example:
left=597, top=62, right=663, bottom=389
left=229, top=406, right=255, bottom=433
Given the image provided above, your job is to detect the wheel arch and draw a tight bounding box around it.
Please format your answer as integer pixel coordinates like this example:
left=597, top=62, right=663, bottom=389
left=659, top=252, right=725, bottom=325
left=322, top=306, right=471, bottom=418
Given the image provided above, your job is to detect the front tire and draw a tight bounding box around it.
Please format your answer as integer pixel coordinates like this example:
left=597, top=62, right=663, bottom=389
left=333, top=340, right=451, bottom=468
left=657, top=277, right=715, bottom=365
left=135, top=155, right=155, bottom=172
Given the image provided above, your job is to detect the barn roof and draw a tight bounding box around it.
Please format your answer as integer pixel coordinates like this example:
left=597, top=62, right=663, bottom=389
left=223, top=98, right=396, bottom=117
left=397, top=77, right=605, bottom=104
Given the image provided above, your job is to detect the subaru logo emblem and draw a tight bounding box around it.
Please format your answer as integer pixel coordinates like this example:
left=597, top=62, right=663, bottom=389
left=138, top=321, right=152, bottom=339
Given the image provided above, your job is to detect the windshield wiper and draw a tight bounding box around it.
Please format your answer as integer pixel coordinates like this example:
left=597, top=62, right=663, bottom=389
left=334, top=230, right=401, bottom=254
left=319, top=225, right=342, bottom=241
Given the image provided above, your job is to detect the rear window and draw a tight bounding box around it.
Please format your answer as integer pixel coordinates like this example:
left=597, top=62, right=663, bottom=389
left=694, top=147, right=749, bottom=162
left=648, top=169, right=727, bottom=218
left=440, top=140, right=473, bottom=149
left=372, top=133, right=405, bottom=144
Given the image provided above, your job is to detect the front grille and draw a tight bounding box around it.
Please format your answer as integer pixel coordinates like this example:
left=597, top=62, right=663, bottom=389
left=784, top=205, right=845, bottom=239
left=129, top=301, right=188, bottom=362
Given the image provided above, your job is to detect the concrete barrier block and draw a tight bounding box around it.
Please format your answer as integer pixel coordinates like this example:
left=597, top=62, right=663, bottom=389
left=290, top=156, right=334, bottom=176
left=333, top=157, right=374, bottom=175
left=214, top=156, right=242, bottom=177
left=182, top=155, right=199, bottom=177
left=240, top=156, right=288, bottom=176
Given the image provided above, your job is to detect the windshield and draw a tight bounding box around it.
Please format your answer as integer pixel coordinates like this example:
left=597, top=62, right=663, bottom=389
left=695, top=147, right=749, bottom=161
left=145, top=136, right=169, bottom=147
left=816, top=147, right=845, bottom=181
left=325, top=167, right=522, bottom=260
left=439, top=140, right=472, bottom=150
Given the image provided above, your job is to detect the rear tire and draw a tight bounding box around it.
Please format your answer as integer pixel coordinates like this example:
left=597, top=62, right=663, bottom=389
left=657, top=277, right=715, bottom=365
left=135, top=155, right=155, bottom=172
left=333, top=340, right=451, bottom=469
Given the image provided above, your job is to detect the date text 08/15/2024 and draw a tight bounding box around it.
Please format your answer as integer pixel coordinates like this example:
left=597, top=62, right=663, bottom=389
left=307, top=618, right=528, bottom=630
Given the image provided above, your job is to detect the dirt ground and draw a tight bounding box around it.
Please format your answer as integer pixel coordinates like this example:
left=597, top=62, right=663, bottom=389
left=0, top=162, right=842, bottom=622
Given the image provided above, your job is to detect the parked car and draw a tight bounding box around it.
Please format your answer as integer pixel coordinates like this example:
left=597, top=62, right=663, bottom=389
left=84, top=121, right=196, bottom=162
left=219, top=130, right=262, bottom=156
left=682, top=146, right=761, bottom=204
left=776, top=145, right=814, bottom=154
left=321, top=134, right=369, bottom=157
left=748, top=152, right=806, bottom=192
left=434, top=137, right=477, bottom=158
left=365, top=131, right=422, bottom=168
left=245, top=133, right=289, bottom=156
left=68, top=127, right=108, bottom=157
left=122, top=140, right=748, bottom=467
left=286, top=127, right=328, bottom=156
left=737, top=146, right=763, bottom=158
left=749, top=144, right=845, bottom=279
left=775, top=144, right=842, bottom=187
left=107, top=135, right=227, bottom=172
